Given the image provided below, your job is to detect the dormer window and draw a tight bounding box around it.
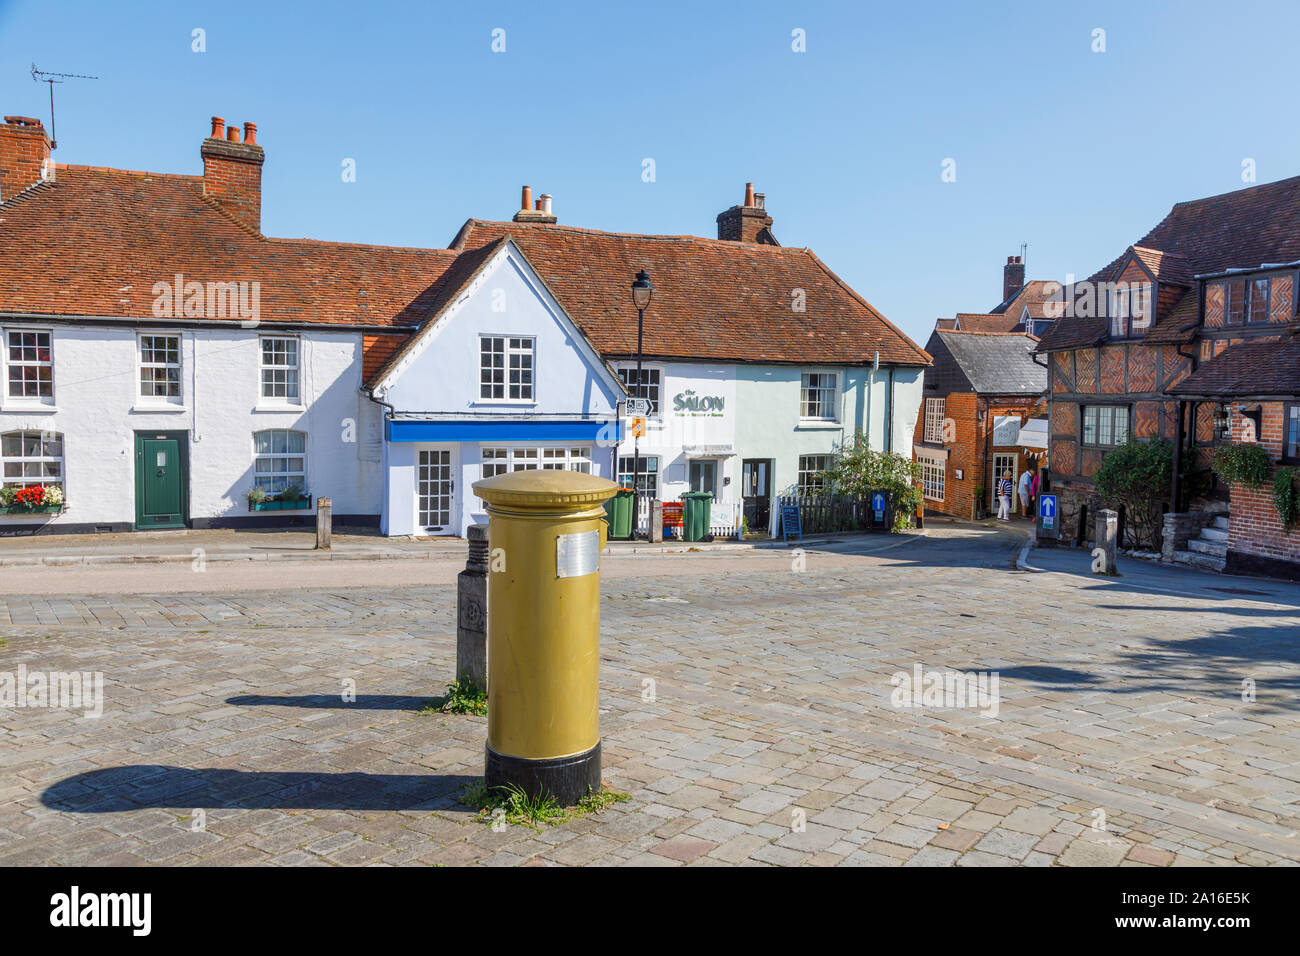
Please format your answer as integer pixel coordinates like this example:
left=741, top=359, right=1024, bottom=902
left=1108, top=282, right=1151, bottom=337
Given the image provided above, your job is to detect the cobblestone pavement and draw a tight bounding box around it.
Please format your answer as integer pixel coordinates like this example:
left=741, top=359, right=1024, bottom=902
left=2, top=522, right=1299, bottom=866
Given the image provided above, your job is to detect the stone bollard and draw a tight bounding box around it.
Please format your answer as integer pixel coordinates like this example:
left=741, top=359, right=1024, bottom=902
left=649, top=499, right=663, bottom=543
left=1094, top=508, right=1118, bottom=575
left=315, top=497, right=332, bottom=550
left=456, top=524, right=489, bottom=691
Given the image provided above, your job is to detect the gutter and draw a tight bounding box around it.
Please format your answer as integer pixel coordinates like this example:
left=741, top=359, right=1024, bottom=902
left=0, top=311, right=413, bottom=335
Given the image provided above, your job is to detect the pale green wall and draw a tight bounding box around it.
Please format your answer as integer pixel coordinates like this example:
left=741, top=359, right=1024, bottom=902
left=734, top=364, right=924, bottom=496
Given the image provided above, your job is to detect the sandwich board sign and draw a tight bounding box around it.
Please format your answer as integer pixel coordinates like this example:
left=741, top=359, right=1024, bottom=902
left=781, top=503, right=802, bottom=543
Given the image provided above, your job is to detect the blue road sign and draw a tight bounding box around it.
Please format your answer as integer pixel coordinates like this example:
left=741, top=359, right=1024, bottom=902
left=872, top=491, right=886, bottom=521
left=1039, top=493, right=1057, bottom=532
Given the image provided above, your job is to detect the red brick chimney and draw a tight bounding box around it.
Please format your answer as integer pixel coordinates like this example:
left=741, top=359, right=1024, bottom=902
left=716, top=182, right=777, bottom=244
left=0, top=116, right=53, bottom=203
left=1003, top=255, right=1025, bottom=303
left=202, top=116, right=265, bottom=234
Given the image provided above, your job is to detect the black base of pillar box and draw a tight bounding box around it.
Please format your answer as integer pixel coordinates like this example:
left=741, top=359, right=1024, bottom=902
left=485, top=742, right=601, bottom=807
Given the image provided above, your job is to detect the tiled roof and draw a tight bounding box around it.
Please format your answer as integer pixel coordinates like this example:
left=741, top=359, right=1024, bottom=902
left=990, top=280, right=1061, bottom=320
left=0, top=165, right=457, bottom=327
left=449, top=220, right=930, bottom=367
left=1131, top=246, right=1192, bottom=286
left=953, top=313, right=1021, bottom=333
left=1169, top=339, right=1300, bottom=398
left=934, top=330, right=1046, bottom=395
left=1, top=161, right=927, bottom=373
left=1041, top=175, right=1300, bottom=351
left=935, top=318, right=957, bottom=331
left=1143, top=288, right=1200, bottom=345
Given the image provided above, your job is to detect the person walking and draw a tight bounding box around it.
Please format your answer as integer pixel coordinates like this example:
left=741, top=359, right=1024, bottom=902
left=1030, top=468, right=1041, bottom=521
left=996, top=470, right=1013, bottom=521
left=1018, top=467, right=1033, bottom=518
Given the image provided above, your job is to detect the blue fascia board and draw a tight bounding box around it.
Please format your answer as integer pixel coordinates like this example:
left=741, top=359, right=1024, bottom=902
left=387, top=419, right=621, bottom=443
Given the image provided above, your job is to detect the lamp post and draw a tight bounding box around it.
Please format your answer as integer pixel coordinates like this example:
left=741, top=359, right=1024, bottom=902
left=630, top=269, right=653, bottom=539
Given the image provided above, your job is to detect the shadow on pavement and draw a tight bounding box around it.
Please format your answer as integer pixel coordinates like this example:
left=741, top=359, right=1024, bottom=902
left=226, top=694, right=430, bottom=710
left=41, top=766, right=476, bottom=812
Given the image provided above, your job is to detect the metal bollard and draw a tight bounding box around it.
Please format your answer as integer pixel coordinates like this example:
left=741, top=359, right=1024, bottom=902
left=456, top=524, right=489, bottom=690
left=473, top=470, right=618, bottom=805
left=315, top=497, right=332, bottom=550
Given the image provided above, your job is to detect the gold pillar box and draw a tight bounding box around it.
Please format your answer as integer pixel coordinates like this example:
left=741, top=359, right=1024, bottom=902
left=472, top=469, right=617, bottom=805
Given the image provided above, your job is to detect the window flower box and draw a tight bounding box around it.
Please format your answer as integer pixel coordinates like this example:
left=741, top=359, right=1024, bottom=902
left=0, top=504, right=63, bottom=515
left=251, top=495, right=313, bottom=512
left=0, top=483, right=63, bottom=514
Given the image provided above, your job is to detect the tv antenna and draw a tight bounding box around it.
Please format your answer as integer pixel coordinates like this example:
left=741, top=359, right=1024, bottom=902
left=30, top=64, right=99, bottom=149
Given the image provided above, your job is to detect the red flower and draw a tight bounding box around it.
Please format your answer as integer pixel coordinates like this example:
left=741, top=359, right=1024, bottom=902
left=14, top=484, right=45, bottom=507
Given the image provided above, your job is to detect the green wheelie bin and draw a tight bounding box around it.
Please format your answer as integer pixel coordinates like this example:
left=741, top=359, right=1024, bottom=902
left=603, top=487, right=635, bottom=540
left=681, top=491, right=713, bottom=542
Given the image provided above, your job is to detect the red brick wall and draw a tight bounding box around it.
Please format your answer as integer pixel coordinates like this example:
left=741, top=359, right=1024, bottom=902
left=0, top=117, right=51, bottom=203
left=201, top=138, right=264, bottom=234
left=1227, top=403, right=1300, bottom=563
left=915, top=392, right=1046, bottom=519
left=1204, top=282, right=1225, bottom=327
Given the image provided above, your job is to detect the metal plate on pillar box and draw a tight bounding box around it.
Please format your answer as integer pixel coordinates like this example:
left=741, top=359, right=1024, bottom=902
left=556, top=530, right=600, bottom=578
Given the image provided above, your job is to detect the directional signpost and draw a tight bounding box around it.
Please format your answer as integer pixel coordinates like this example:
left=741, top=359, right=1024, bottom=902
left=872, top=491, right=886, bottom=527
left=1038, top=493, right=1058, bottom=545
left=625, top=398, right=652, bottom=417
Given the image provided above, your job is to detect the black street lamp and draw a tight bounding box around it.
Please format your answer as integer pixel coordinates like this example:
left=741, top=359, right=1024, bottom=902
left=629, top=269, right=653, bottom=539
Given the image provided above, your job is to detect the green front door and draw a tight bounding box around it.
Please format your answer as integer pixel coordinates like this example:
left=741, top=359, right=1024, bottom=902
left=135, top=432, right=188, bottom=528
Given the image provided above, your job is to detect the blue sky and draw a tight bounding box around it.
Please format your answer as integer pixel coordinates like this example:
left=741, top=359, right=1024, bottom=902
left=2, top=0, right=1298, bottom=347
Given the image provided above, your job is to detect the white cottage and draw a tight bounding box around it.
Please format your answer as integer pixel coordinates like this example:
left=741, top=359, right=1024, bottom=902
left=0, top=115, right=929, bottom=538
left=367, top=238, right=627, bottom=536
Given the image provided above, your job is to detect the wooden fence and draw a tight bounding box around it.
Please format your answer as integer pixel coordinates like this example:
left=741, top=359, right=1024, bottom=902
left=775, top=493, right=896, bottom=536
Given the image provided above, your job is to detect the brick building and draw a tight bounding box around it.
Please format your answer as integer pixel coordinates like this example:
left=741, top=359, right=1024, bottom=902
left=913, top=329, right=1047, bottom=519
left=1168, top=340, right=1300, bottom=578
left=1035, top=175, right=1300, bottom=573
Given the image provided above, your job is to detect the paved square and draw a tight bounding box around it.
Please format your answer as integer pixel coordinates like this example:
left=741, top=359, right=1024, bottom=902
left=2, top=524, right=1299, bottom=866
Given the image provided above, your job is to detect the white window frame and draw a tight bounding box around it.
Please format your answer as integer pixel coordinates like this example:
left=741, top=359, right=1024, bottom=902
left=259, top=335, right=301, bottom=405
left=919, top=456, right=945, bottom=502
left=478, top=335, right=536, bottom=403
left=924, top=397, right=946, bottom=443
left=3, top=328, right=55, bottom=408
left=252, top=429, right=308, bottom=496
left=136, top=332, right=184, bottom=406
left=797, top=454, right=833, bottom=494
left=799, top=371, right=840, bottom=423
left=481, top=445, right=591, bottom=479
left=1, top=429, right=64, bottom=492
left=615, top=364, right=664, bottom=418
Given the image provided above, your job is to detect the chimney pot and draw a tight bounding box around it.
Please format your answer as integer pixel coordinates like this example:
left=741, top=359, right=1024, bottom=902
left=744, top=182, right=755, bottom=207
left=226, top=125, right=242, bottom=143
left=520, top=185, right=533, bottom=212
left=539, top=194, right=552, bottom=215
left=210, top=116, right=225, bottom=139
left=243, top=122, right=257, bottom=146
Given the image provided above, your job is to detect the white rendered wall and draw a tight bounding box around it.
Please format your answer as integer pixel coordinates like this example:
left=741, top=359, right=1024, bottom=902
left=0, top=322, right=381, bottom=529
